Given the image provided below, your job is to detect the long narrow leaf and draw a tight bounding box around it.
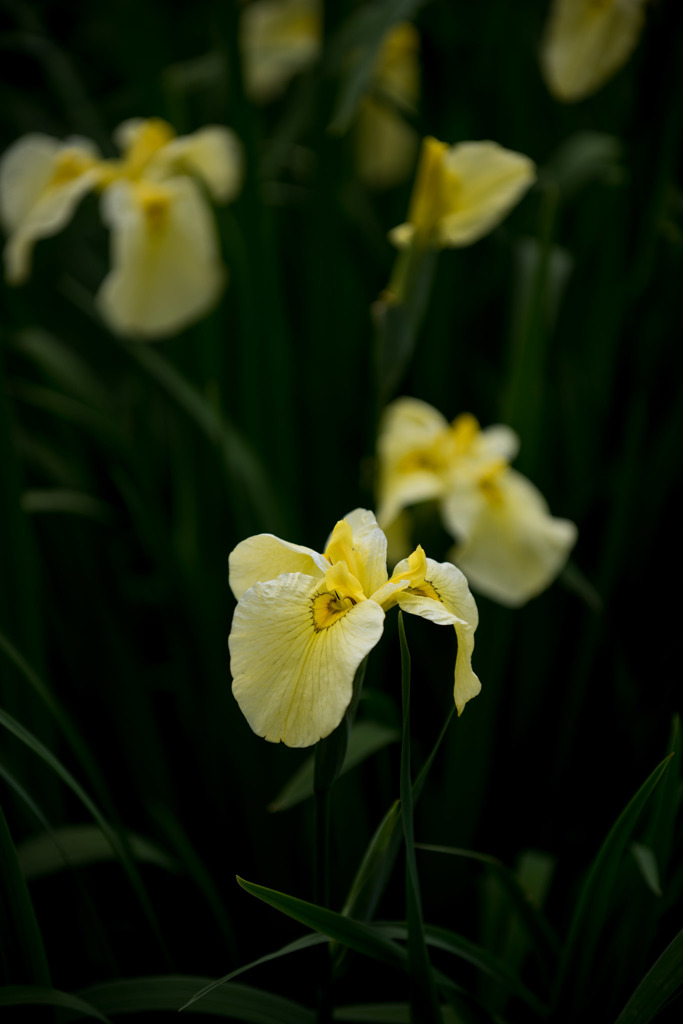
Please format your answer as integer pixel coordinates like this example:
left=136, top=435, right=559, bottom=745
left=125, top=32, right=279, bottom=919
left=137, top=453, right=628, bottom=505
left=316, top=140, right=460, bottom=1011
left=614, top=926, right=683, bottom=1024
left=0, top=802, right=50, bottom=986
left=0, top=985, right=108, bottom=1021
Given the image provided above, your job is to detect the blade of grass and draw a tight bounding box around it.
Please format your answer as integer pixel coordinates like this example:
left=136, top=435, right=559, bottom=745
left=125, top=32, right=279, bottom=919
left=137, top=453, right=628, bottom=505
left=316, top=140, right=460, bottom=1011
left=0, top=706, right=172, bottom=967
left=553, top=754, right=673, bottom=1010
left=614, top=926, right=683, bottom=1024
left=398, top=612, right=442, bottom=1023
left=0, top=985, right=108, bottom=1021
left=0, top=801, right=50, bottom=986
left=17, top=824, right=177, bottom=880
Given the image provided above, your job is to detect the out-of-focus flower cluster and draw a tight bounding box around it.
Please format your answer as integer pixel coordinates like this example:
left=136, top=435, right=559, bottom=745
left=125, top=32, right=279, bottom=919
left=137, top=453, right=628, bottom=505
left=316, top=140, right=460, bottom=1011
left=377, top=398, right=577, bottom=607
left=0, top=118, right=243, bottom=338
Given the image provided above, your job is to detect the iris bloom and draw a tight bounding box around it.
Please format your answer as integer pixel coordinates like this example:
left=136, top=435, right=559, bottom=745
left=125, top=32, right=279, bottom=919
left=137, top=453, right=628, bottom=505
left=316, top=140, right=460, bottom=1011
left=355, top=22, right=420, bottom=190
left=240, top=0, right=321, bottom=103
left=0, top=118, right=243, bottom=338
left=229, top=508, right=480, bottom=747
left=389, top=136, right=536, bottom=251
left=377, top=398, right=577, bottom=607
left=540, top=0, right=647, bottom=102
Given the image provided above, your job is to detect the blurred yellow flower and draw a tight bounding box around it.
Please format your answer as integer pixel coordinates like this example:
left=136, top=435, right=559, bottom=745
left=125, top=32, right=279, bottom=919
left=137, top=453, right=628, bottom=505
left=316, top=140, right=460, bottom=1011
left=355, top=22, right=420, bottom=190
left=229, top=508, right=480, bottom=747
left=389, top=137, right=536, bottom=250
left=0, top=118, right=244, bottom=338
left=377, top=398, right=577, bottom=607
left=240, top=0, right=321, bottom=103
left=540, top=0, right=647, bottom=102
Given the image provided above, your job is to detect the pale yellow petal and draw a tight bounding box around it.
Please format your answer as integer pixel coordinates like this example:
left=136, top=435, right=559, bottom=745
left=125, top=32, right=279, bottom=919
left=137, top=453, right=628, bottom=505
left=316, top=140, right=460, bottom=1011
left=541, top=0, right=646, bottom=103
left=97, top=177, right=225, bottom=338
left=438, top=142, right=536, bottom=247
left=325, top=509, right=389, bottom=599
left=394, top=556, right=481, bottom=713
left=240, top=0, right=321, bottom=103
left=229, top=573, right=385, bottom=746
left=0, top=134, right=100, bottom=284
left=147, top=127, right=244, bottom=203
left=229, top=533, right=328, bottom=600
left=445, top=467, right=578, bottom=606
left=355, top=98, right=418, bottom=190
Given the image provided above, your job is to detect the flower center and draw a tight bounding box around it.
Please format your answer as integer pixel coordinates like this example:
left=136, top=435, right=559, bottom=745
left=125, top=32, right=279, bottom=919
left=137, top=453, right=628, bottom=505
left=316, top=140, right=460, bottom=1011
left=49, top=150, right=95, bottom=188
left=311, top=591, right=355, bottom=631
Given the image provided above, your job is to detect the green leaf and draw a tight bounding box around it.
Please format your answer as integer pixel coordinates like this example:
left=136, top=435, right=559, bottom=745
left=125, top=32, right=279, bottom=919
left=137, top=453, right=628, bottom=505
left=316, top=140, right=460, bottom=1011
left=614, top=926, right=683, bottom=1024
left=270, top=720, right=400, bottom=812
left=10, top=328, right=113, bottom=410
left=0, top=802, right=51, bottom=986
left=21, top=488, right=116, bottom=523
left=333, top=1007, right=467, bottom=1023
left=0, top=984, right=108, bottom=1021
left=17, top=824, right=178, bottom=880
left=553, top=755, right=673, bottom=1008
left=341, top=801, right=402, bottom=922
left=398, top=612, right=442, bottom=1022
left=630, top=843, right=662, bottom=898
left=77, top=976, right=315, bottom=1022
left=180, top=934, right=326, bottom=1011
left=0, top=706, right=170, bottom=965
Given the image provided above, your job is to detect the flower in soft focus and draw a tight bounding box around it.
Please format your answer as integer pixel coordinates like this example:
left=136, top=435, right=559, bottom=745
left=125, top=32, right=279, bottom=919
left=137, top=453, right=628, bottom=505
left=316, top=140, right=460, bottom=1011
left=0, top=117, right=244, bottom=338
left=355, top=22, right=420, bottom=190
left=229, top=508, right=480, bottom=747
left=376, top=398, right=577, bottom=607
left=540, top=0, right=647, bottom=102
left=389, top=137, right=536, bottom=250
left=240, top=0, right=321, bottom=103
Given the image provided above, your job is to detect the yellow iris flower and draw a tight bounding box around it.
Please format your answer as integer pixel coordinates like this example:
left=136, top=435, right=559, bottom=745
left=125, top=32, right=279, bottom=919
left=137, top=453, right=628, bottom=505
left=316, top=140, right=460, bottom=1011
left=0, top=118, right=243, bottom=338
left=228, top=508, right=481, bottom=747
left=540, top=0, right=647, bottom=103
left=240, top=0, right=321, bottom=103
left=355, top=22, right=420, bottom=190
left=377, top=398, right=577, bottom=607
left=389, top=136, right=536, bottom=250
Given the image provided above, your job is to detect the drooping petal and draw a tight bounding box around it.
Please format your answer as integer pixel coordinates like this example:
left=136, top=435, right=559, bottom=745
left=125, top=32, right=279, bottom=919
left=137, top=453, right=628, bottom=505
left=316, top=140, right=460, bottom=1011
left=437, top=141, right=536, bottom=248
left=541, top=0, right=646, bottom=103
left=229, top=573, right=385, bottom=746
left=392, top=554, right=481, bottom=714
left=324, top=509, right=389, bottom=599
left=240, top=0, right=321, bottom=103
left=230, top=533, right=329, bottom=600
left=97, top=176, right=224, bottom=338
left=443, top=467, right=578, bottom=606
left=0, top=134, right=100, bottom=284
left=147, top=127, right=244, bottom=203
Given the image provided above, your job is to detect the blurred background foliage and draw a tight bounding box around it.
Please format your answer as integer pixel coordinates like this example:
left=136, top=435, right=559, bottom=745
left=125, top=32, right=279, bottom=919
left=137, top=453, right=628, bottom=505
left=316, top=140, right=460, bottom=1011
left=0, top=0, right=682, bottom=1021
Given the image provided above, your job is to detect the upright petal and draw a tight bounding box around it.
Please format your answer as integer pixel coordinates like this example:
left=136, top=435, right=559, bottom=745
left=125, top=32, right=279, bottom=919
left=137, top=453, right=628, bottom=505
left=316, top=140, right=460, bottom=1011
left=229, top=533, right=328, bottom=600
left=444, top=467, right=578, bottom=606
left=229, top=573, right=385, bottom=746
left=97, top=176, right=224, bottom=338
left=240, top=0, right=321, bottom=103
left=541, top=0, right=646, bottom=103
left=392, top=553, right=481, bottom=714
left=0, top=134, right=100, bottom=284
left=147, top=127, right=244, bottom=203
left=438, top=142, right=536, bottom=248
left=325, top=509, right=389, bottom=599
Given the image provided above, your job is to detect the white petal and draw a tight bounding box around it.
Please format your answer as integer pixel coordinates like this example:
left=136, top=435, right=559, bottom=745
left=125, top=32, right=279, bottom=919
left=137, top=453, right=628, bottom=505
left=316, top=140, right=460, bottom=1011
left=97, top=177, right=225, bottom=338
left=438, top=141, right=536, bottom=248
left=229, top=573, right=385, bottom=746
left=0, top=134, right=99, bottom=284
left=147, top=127, right=244, bottom=203
left=445, top=468, right=578, bottom=606
left=541, top=0, right=646, bottom=103
left=229, top=534, right=328, bottom=599
left=394, top=556, right=481, bottom=713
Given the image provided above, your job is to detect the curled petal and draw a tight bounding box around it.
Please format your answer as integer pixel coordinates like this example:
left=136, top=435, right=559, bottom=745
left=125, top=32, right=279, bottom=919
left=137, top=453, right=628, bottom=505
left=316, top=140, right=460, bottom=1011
left=0, top=134, right=100, bottom=284
left=230, top=534, right=328, bottom=600
left=541, top=0, right=646, bottom=103
left=229, top=573, right=385, bottom=747
left=394, top=555, right=481, bottom=714
left=97, top=176, right=224, bottom=338
left=443, top=467, right=578, bottom=606
left=325, top=509, right=389, bottom=599
left=147, top=127, right=244, bottom=203
left=437, top=141, right=536, bottom=248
